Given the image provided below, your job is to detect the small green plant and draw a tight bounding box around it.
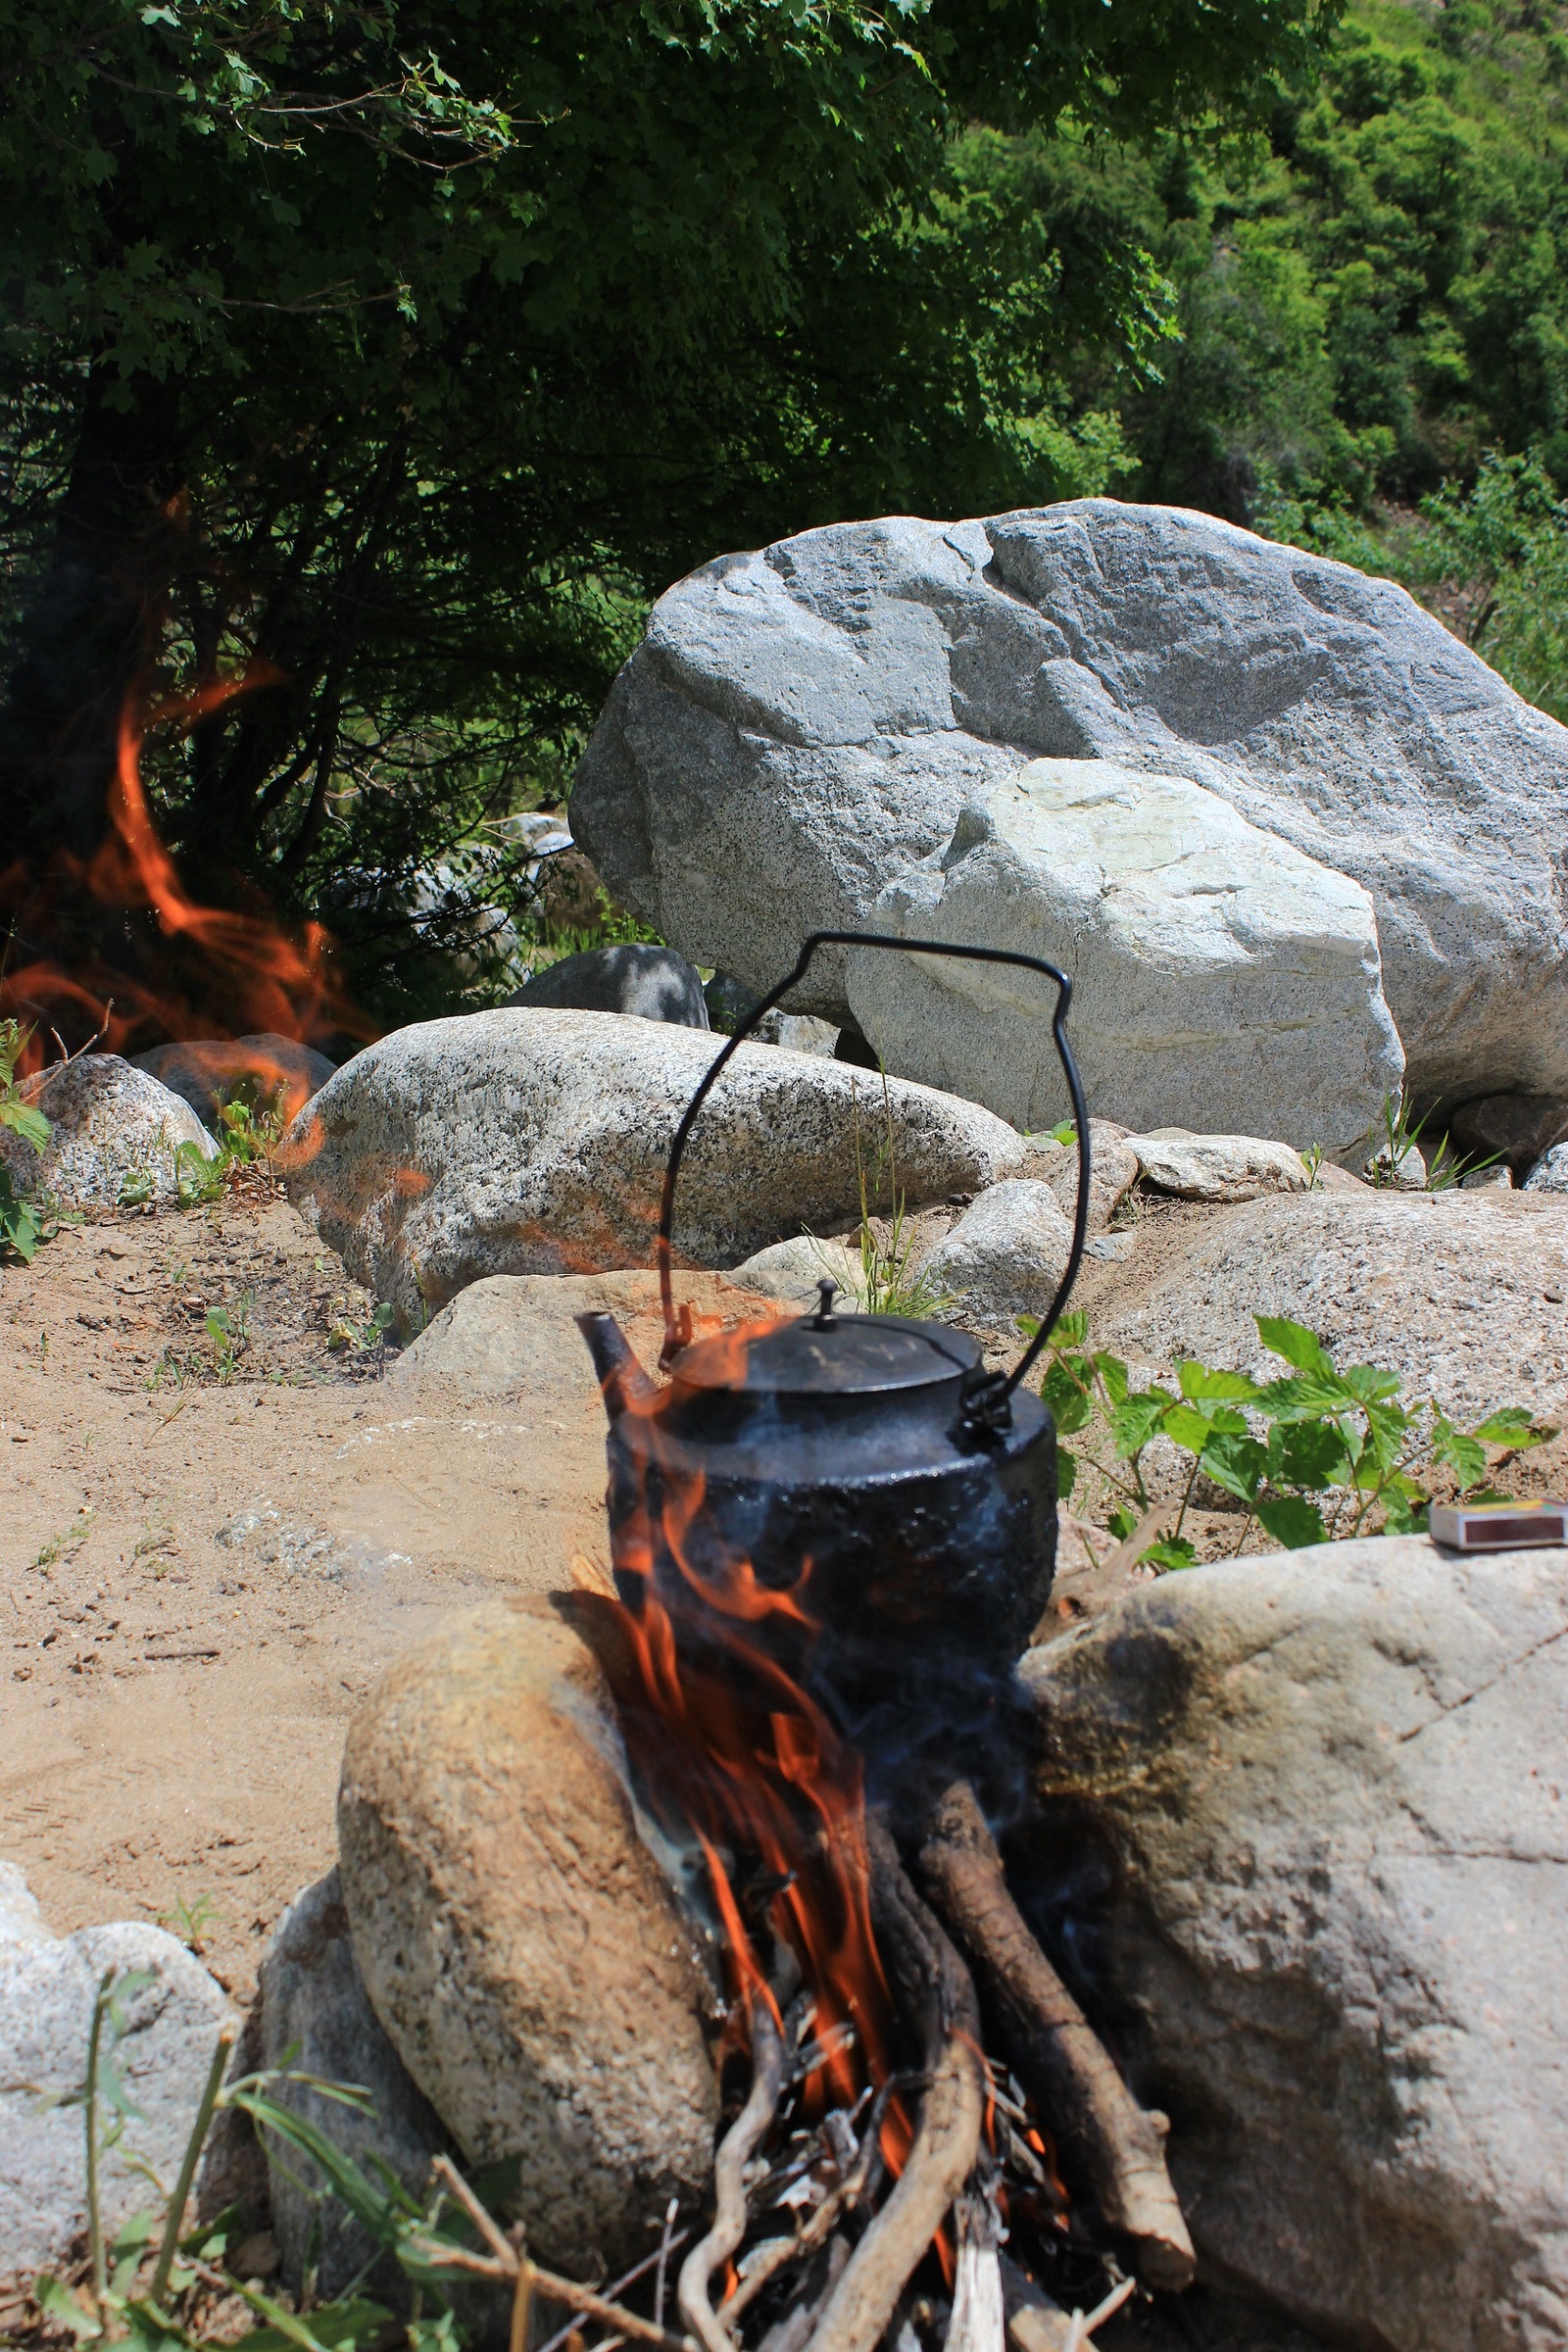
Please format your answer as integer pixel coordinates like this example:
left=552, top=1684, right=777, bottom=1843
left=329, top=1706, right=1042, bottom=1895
left=205, top=1292, right=253, bottom=1382
left=1363, top=1089, right=1502, bottom=1192
left=34, top=1506, right=95, bottom=1573
left=173, top=1141, right=226, bottom=1208
left=847, top=1070, right=955, bottom=1318
left=157, top=1891, right=220, bottom=1956
left=215, top=1095, right=286, bottom=1166
left=327, top=1298, right=396, bottom=1353
left=1024, top=1309, right=1552, bottom=1567
left=1301, top=1143, right=1323, bottom=1191
left=119, top=1164, right=158, bottom=1208
left=1, top=1017, right=50, bottom=1152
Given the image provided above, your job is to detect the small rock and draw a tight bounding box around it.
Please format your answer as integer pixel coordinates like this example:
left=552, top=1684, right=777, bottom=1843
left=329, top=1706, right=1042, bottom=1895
left=1460, top=1163, right=1514, bottom=1191
left=285, top=1009, right=1026, bottom=1328
left=507, top=943, right=710, bottom=1029
left=703, top=974, right=839, bottom=1054
left=131, top=1034, right=337, bottom=1125
left=850, top=762, right=1401, bottom=1151
left=337, top=1597, right=720, bottom=2277
left=259, top=1869, right=451, bottom=2298
left=727, top=1237, right=867, bottom=1308
left=920, top=1179, right=1073, bottom=1327
left=1022, top=1121, right=1139, bottom=1232
left=1016, top=1536, right=1568, bottom=2352
left=0, top=1055, right=218, bottom=1208
left=1524, top=1143, right=1568, bottom=1194
left=386, top=1269, right=779, bottom=1403
left=1362, top=1141, right=1427, bottom=1190
left=1126, top=1133, right=1309, bottom=1202
left=1086, top=1190, right=1568, bottom=1422
left=1311, top=1161, right=1369, bottom=1193
left=0, top=1874, right=233, bottom=2279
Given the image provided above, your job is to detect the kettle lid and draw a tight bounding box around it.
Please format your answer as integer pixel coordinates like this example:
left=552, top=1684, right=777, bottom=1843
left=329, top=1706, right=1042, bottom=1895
left=670, top=1306, right=979, bottom=1401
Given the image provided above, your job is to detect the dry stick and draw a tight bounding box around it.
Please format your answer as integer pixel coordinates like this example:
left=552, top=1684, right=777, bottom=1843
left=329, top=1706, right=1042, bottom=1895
left=798, top=1819, right=986, bottom=2352
left=679, top=1994, right=789, bottom=2352
left=917, top=1783, right=1195, bottom=2294
left=421, top=2158, right=696, bottom=2352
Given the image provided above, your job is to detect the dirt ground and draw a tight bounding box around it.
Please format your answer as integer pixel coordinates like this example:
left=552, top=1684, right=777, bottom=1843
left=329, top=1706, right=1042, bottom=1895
left=0, top=1178, right=635, bottom=2002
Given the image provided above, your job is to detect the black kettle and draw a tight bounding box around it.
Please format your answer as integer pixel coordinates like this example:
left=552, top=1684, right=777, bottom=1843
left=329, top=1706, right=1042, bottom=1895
left=577, top=931, right=1091, bottom=1777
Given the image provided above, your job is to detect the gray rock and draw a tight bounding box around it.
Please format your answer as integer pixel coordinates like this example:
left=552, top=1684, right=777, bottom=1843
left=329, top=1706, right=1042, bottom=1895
left=284, top=1009, right=1025, bottom=1328
left=1022, top=1122, right=1140, bottom=1233
left=131, top=1034, right=337, bottom=1125
left=258, top=1869, right=451, bottom=2298
left=1084, top=1189, right=1568, bottom=1422
left=337, top=1597, right=720, bottom=2278
left=1447, top=1090, right=1568, bottom=1171
left=1125, top=1132, right=1310, bottom=1202
left=0, top=1055, right=218, bottom=1208
left=1, top=1876, right=233, bottom=2280
left=507, top=943, right=710, bottom=1029
left=571, top=502, right=1568, bottom=1112
left=727, top=1236, right=868, bottom=1309
left=1460, top=1163, right=1514, bottom=1191
left=847, top=761, right=1400, bottom=1149
left=385, top=1268, right=780, bottom=1403
left=920, top=1179, right=1074, bottom=1327
left=1524, top=1142, right=1568, bottom=1194
left=1016, top=1536, right=1568, bottom=2352
left=703, top=972, right=838, bottom=1054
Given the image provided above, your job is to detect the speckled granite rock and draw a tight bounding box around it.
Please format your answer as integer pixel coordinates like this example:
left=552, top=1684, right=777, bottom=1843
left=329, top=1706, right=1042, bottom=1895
left=1, top=1055, right=217, bottom=1206
left=284, top=1008, right=1025, bottom=1326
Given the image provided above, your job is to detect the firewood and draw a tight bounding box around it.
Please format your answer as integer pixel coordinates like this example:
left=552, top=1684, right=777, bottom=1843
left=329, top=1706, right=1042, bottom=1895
left=916, top=1782, right=1195, bottom=2292
left=679, top=1991, right=789, bottom=2352
left=944, top=2193, right=1005, bottom=2352
left=797, top=1817, right=986, bottom=2352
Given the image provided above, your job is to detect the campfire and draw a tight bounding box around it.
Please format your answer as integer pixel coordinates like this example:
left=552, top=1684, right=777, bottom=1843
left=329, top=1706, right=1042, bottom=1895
left=440, top=943, right=1196, bottom=2352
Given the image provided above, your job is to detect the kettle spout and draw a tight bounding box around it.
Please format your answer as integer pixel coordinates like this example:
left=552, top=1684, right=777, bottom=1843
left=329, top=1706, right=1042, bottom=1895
left=576, top=1310, right=658, bottom=1423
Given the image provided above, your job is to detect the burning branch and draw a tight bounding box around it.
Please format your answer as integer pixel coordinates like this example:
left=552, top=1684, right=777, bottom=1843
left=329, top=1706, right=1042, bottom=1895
left=916, top=1783, right=1195, bottom=2293
left=798, top=1818, right=986, bottom=2352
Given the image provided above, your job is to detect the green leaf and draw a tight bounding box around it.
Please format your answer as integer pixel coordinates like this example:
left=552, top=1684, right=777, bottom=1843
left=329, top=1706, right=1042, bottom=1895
left=1254, top=1315, right=1335, bottom=1375
left=1160, top=1402, right=1219, bottom=1455
left=34, top=2277, right=103, bottom=2340
left=1267, top=1418, right=1351, bottom=1492
left=1430, top=1419, right=1488, bottom=1492
left=0, top=1099, right=51, bottom=1151
left=1040, top=1361, right=1093, bottom=1434
left=1379, top=1488, right=1429, bottom=1536
left=1110, top=1389, right=1175, bottom=1459
left=1140, top=1537, right=1198, bottom=1572
left=1177, top=1360, right=1259, bottom=1402
left=1472, top=1407, right=1551, bottom=1446
left=1048, top=1309, right=1089, bottom=1348
left=226, top=2300, right=394, bottom=2352
left=1200, top=1431, right=1267, bottom=1504
left=1056, top=1446, right=1077, bottom=1500
left=1255, top=1494, right=1328, bottom=1548
left=1095, top=1352, right=1130, bottom=1405
left=1107, top=1506, right=1139, bottom=1542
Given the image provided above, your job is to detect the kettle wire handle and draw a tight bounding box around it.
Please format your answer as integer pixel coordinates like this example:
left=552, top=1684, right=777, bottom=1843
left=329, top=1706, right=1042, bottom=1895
left=657, top=931, right=1091, bottom=1415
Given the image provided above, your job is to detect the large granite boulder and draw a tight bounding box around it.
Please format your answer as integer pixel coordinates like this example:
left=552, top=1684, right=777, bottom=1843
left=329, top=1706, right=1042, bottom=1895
left=336, top=1597, right=720, bottom=2278
left=0, top=1055, right=217, bottom=1207
left=848, top=760, right=1400, bottom=1150
left=283, top=1008, right=1025, bottom=1327
left=1, top=1866, right=233, bottom=2281
left=1016, top=1536, right=1568, bottom=2352
left=571, top=501, right=1568, bottom=1122
left=1080, top=1187, right=1568, bottom=1423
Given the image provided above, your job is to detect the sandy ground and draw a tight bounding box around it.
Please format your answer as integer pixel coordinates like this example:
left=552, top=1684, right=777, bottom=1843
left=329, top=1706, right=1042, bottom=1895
left=0, top=1181, right=633, bottom=2001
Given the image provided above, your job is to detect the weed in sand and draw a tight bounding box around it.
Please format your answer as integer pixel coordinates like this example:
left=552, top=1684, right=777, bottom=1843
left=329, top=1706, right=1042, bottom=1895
left=157, top=1889, right=220, bottom=1955
left=206, top=1293, right=253, bottom=1383
left=34, top=1506, right=94, bottom=1573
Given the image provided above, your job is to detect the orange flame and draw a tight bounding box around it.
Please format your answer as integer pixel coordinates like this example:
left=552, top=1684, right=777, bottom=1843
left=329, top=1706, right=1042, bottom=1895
left=2, top=669, right=368, bottom=1098
left=595, top=1353, right=917, bottom=2187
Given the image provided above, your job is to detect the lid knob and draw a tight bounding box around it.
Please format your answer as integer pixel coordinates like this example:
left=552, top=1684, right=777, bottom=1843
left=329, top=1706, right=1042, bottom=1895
left=811, top=1277, right=840, bottom=1330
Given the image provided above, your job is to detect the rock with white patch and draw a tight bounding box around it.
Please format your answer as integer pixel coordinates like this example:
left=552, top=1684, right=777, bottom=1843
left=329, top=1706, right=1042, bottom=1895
left=1524, top=1142, right=1568, bottom=1194
left=284, top=1009, right=1025, bottom=1327
left=506, top=943, right=710, bottom=1028
left=0, top=1877, right=233, bottom=2281
left=1017, top=1536, right=1568, bottom=2352
left=571, top=501, right=1568, bottom=1112
left=1126, top=1132, right=1310, bottom=1202
left=0, top=1055, right=218, bottom=1207
left=848, top=763, right=1399, bottom=1150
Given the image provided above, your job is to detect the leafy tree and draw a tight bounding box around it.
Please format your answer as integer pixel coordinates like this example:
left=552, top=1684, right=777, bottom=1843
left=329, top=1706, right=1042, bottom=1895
left=0, top=0, right=1337, bottom=1040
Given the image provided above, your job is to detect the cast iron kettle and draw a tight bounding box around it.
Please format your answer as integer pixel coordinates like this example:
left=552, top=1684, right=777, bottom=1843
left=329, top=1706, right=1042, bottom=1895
left=577, top=931, right=1091, bottom=1773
